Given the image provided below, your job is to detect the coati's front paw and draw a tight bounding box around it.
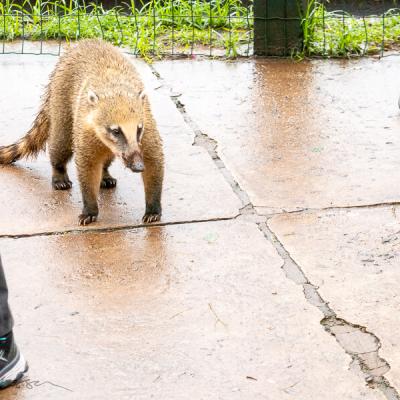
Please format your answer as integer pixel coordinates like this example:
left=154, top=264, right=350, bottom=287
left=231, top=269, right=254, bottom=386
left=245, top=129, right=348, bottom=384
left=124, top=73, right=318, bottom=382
left=78, top=211, right=98, bottom=226
left=52, top=177, right=72, bottom=190
left=100, top=176, right=117, bottom=189
left=142, top=213, right=161, bottom=223
left=142, top=202, right=162, bottom=223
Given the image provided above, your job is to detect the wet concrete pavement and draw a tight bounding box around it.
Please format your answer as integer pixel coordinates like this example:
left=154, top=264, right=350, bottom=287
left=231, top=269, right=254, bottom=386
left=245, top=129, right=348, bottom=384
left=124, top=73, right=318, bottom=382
left=269, top=206, right=400, bottom=392
left=155, top=58, right=400, bottom=213
left=1, top=50, right=400, bottom=399
left=0, top=221, right=381, bottom=399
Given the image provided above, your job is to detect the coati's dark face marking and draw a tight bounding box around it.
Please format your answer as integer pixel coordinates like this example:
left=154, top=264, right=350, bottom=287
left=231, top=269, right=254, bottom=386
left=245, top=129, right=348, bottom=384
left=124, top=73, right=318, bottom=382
left=86, top=89, right=147, bottom=173
left=105, top=124, right=145, bottom=172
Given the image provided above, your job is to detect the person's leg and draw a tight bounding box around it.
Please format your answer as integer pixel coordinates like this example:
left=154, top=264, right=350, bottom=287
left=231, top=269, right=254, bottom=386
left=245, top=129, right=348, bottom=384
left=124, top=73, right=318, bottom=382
left=0, top=255, right=28, bottom=389
left=0, top=256, right=13, bottom=337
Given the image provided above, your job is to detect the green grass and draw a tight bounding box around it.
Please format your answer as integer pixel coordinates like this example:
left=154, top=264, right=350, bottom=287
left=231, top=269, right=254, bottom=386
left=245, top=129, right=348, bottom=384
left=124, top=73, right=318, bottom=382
left=301, top=0, right=400, bottom=57
left=3, top=0, right=399, bottom=59
left=0, top=0, right=253, bottom=58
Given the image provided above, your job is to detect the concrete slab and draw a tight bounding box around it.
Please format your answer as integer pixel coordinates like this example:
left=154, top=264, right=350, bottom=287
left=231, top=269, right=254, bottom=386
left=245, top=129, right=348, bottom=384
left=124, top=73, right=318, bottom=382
left=268, top=206, right=400, bottom=391
left=0, top=220, right=382, bottom=399
left=0, top=55, right=241, bottom=236
left=154, top=58, right=400, bottom=213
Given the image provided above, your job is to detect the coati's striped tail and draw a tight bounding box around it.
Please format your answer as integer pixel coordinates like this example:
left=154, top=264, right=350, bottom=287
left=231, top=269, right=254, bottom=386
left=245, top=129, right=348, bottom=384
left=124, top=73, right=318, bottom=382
left=0, top=97, right=50, bottom=164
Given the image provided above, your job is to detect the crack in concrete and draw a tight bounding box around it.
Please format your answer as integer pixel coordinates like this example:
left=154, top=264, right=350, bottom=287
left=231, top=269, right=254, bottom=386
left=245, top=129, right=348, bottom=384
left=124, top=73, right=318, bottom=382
left=256, top=202, right=400, bottom=217
left=149, top=64, right=400, bottom=399
left=323, top=317, right=399, bottom=400
left=149, top=64, right=251, bottom=209
left=260, top=220, right=400, bottom=399
left=0, top=216, right=237, bottom=240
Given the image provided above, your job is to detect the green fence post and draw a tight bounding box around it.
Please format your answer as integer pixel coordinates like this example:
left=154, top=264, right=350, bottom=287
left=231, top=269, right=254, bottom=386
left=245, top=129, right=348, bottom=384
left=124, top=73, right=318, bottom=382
left=254, top=0, right=306, bottom=56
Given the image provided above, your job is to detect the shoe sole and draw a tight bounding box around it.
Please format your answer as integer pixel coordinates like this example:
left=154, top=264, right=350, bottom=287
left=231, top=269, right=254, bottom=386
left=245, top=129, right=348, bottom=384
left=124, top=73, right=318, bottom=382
left=0, top=352, right=29, bottom=389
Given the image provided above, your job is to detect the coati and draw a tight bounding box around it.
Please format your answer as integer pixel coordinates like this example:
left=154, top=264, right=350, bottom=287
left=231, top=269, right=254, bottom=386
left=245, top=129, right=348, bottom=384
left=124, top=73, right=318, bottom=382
left=0, top=39, right=164, bottom=225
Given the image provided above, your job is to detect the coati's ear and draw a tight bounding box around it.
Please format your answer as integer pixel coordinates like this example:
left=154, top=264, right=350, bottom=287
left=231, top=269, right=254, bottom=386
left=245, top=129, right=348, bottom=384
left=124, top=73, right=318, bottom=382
left=88, top=89, right=99, bottom=105
left=138, top=90, right=147, bottom=102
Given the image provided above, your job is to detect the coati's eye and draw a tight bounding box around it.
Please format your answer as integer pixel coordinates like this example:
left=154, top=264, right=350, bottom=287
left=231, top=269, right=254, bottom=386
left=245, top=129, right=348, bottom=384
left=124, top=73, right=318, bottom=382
left=107, top=126, right=123, bottom=138
left=137, top=123, right=144, bottom=142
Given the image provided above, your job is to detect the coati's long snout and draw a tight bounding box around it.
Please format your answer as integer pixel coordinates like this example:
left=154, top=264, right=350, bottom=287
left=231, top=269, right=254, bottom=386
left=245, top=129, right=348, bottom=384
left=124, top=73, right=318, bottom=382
left=122, top=150, right=144, bottom=172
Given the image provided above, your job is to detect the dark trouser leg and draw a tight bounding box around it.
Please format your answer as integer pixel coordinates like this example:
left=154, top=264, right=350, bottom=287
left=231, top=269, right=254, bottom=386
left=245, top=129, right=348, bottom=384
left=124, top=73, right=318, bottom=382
left=0, top=256, right=13, bottom=337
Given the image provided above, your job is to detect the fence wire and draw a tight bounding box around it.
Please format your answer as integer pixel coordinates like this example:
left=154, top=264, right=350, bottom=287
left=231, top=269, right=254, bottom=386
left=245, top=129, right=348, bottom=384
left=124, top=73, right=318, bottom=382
left=0, top=0, right=254, bottom=57
left=302, top=0, right=400, bottom=58
left=1, top=1, right=400, bottom=58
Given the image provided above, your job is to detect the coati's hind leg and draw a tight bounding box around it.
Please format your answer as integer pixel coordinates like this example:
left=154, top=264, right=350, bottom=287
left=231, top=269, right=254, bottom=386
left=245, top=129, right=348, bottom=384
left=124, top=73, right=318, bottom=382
left=141, top=154, right=164, bottom=223
left=101, top=157, right=117, bottom=189
left=76, top=153, right=103, bottom=225
left=49, top=128, right=73, bottom=190
left=51, top=155, right=73, bottom=190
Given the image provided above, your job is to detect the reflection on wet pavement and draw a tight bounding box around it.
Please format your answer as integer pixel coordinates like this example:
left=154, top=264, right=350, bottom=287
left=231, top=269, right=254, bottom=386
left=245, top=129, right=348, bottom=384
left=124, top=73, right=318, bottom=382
left=156, top=58, right=400, bottom=212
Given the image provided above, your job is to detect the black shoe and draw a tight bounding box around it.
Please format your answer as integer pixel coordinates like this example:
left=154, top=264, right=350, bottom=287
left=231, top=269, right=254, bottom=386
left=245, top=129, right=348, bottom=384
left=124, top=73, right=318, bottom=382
left=0, top=332, right=28, bottom=389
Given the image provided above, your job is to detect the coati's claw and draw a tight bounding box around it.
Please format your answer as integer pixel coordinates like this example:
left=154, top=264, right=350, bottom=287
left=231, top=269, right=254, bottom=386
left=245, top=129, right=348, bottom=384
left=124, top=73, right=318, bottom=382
left=142, top=213, right=161, bottom=223
left=100, top=177, right=117, bottom=189
left=143, top=202, right=162, bottom=223
left=78, top=213, right=97, bottom=226
left=52, top=179, right=72, bottom=190
left=52, top=177, right=72, bottom=190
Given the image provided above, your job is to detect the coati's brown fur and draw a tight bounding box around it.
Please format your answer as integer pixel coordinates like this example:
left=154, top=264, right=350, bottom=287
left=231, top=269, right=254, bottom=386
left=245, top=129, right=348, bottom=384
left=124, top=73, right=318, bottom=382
left=0, top=39, right=164, bottom=225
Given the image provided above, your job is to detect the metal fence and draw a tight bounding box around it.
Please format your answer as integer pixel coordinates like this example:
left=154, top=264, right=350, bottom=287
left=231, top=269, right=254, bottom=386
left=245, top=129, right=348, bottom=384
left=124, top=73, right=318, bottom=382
left=302, top=0, right=400, bottom=58
left=1, top=0, right=400, bottom=58
left=0, top=0, right=254, bottom=57
left=254, top=0, right=400, bottom=57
